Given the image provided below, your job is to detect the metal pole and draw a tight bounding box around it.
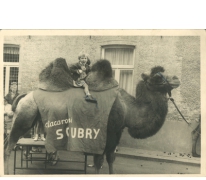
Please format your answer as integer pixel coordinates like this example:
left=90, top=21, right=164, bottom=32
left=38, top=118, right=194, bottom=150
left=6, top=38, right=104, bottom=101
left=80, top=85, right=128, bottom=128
left=84, top=154, right=87, bottom=174
left=21, top=146, right=23, bottom=168
left=14, top=146, right=17, bottom=175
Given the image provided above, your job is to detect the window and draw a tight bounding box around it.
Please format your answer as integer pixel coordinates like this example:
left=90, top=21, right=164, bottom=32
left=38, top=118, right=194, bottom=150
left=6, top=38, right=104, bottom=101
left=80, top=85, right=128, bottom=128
left=4, top=45, right=19, bottom=62
left=102, top=45, right=135, bottom=95
left=3, top=44, right=20, bottom=95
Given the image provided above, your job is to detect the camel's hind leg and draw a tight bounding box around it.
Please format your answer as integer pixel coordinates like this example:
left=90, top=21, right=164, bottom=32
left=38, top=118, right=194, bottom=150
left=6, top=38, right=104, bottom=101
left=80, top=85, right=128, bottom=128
left=106, top=151, right=116, bottom=174
left=4, top=92, right=38, bottom=174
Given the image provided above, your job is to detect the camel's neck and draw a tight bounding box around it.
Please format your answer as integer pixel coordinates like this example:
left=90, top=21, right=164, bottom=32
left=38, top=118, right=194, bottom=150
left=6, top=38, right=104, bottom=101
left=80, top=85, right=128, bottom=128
left=121, top=81, right=168, bottom=139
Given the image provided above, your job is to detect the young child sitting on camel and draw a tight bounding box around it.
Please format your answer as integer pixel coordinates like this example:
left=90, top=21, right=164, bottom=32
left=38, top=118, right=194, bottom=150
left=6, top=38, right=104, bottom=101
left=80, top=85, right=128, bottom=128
left=69, top=51, right=97, bottom=103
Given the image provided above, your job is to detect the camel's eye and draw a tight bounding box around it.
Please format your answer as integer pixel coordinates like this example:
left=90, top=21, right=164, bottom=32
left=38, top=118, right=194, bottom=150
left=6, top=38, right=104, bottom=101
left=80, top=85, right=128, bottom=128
left=151, top=73, right=167, bottom=84
left=156, top=75, right=162, bottom=81
left=152, top=74, right=162, bottom=82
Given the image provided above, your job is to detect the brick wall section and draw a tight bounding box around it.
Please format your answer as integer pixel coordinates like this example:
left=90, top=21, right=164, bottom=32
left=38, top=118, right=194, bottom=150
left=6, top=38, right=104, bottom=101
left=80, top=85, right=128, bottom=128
left=177, top=36, right=200, bottom=120
left=5, top=36, right=200, bottom=120
left=4, top=35, right=200, bottom=153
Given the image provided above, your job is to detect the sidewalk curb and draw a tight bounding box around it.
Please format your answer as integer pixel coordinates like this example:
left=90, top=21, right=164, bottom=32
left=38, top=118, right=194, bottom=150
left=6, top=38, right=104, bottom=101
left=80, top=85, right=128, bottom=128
left=115, top=147, right=200, bottom=166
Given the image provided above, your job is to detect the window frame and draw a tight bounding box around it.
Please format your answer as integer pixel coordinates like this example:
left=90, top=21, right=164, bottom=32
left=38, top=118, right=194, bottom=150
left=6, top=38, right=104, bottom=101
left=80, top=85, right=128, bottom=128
left=3, top=44, right=20, bottom=95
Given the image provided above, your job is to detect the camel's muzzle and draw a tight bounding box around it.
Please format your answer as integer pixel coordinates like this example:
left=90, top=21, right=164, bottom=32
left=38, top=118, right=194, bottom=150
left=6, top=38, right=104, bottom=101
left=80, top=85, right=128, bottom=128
left=166, top=75, right=180, bottom=89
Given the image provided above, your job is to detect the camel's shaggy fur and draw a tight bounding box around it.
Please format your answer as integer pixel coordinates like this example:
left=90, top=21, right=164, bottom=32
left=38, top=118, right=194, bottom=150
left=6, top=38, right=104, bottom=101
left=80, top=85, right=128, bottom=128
left=39, top=58, right=73, bottom=91
left=150, top=66, right=165, bottom=76
left=86, top=59, right=118, bottom=91
left=91, top=59, right=113, bottom=79
left=38, top=58, right=118, bottom=92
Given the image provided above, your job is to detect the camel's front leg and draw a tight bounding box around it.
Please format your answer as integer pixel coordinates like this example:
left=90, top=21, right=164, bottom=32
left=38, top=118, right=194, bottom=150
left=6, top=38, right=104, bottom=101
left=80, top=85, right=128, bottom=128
left=93, top=154, right=104, bottom=174
left=106, top=151, right=116, bottom=174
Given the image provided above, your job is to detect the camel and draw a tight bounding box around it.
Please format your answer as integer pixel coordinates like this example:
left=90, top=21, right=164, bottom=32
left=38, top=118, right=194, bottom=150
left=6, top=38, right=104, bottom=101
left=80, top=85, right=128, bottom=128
left=4, top=58, right=180, bottom=174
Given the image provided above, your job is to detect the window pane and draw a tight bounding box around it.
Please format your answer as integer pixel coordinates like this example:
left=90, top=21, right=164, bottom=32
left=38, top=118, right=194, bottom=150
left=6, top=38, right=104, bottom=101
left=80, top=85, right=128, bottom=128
left=4, top=46, right=19, bottom=62
left=119, top=70, right=133, bottom=94
left=105, top=48, right=133, bottom=65
left=112, top=70, right=115, bottom=78
left=9, top=67, right=19, bottom=85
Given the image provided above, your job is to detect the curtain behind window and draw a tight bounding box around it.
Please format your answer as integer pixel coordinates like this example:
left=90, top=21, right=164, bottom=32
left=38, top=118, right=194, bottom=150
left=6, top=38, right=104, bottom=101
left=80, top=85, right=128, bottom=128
left=105, top=48, right=133, bottom=65
left=4, top=46, right=19, bottom=62
left=104, top=47, right=133, bottom=95
left=119, top=70, right=133, bottom=94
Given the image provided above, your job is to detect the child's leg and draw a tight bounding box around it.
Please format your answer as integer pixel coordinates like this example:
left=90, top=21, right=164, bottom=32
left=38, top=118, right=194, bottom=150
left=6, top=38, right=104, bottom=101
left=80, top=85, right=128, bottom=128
left=39, top=121, right=45, bottom=141
left=83, top=83, right=91, bottom=96
left=33, top=122, right=39, bottom=141
left=83, top=83, right=97, bottom=102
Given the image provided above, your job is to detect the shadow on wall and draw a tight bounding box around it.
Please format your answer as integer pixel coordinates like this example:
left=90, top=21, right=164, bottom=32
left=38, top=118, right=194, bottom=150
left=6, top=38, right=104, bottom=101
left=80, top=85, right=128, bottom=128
left=119, top=120, right=200, bottom=154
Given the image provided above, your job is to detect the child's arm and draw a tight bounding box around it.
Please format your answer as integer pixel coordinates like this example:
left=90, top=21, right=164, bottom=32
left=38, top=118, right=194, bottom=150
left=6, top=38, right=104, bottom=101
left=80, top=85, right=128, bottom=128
left=69, top=64, right=77, bottom=73
left=77, top=69, right=83, bottom=74
left=69, top=63, right=83, bottom=81
left=69, top=64, right=82, bottom=74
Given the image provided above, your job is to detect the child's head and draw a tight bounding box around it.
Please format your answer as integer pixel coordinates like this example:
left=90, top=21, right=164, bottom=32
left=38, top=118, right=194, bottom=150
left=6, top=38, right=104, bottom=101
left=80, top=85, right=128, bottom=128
left=10, top=82, right=18, bottom=93
left=78, top=51, right=90, bottom=65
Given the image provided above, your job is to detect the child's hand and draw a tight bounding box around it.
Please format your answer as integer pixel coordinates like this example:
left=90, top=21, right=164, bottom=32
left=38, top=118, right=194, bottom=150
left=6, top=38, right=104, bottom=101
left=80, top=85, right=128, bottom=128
left=78, top=69, right=83, bottom=74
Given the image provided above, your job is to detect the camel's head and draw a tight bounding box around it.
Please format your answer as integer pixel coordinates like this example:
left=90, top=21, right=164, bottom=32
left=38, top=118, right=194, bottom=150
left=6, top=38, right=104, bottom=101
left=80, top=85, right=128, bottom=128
left=141, top=66, right=180, bottom=96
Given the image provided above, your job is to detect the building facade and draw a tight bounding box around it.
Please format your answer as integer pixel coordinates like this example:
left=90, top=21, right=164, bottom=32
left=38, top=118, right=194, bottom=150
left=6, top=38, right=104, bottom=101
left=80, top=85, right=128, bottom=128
left=3, top=35, right=200, bottom=154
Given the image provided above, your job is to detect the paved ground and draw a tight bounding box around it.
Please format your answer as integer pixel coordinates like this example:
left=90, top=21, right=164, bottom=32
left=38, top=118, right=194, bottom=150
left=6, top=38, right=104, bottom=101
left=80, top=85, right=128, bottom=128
left=4, top=147, right=200, bottom=175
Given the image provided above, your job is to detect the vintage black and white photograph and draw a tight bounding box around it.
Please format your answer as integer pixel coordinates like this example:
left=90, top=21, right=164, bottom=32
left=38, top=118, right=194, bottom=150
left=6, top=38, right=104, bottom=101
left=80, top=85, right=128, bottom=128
left=1, top=30, right=205, bottom=176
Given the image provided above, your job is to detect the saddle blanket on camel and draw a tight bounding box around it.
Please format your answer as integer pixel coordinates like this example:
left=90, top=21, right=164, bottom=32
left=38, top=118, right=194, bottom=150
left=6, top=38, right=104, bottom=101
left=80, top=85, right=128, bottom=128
left=33, top=87, right=118, bottom=154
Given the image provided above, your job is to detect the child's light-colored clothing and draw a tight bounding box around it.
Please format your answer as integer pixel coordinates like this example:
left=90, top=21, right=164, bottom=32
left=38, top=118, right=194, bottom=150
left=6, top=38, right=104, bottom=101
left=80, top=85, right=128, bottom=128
left=4, top=103, right=12, bottom=114
left=4, top=104, right=14, bottom=134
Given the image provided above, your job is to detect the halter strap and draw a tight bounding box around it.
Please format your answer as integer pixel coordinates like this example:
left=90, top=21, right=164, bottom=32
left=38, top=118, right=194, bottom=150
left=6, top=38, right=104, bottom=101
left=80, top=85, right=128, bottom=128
left=157, top=72, right=168, bottom=84
left=157, top=72, right=172, bottom=97
left=146, top=72, right=172, bottom=97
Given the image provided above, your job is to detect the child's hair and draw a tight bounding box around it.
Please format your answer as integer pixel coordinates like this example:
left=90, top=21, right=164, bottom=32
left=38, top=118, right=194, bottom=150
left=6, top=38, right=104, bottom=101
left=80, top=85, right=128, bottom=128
left=78, top=51, right=91, bottom=65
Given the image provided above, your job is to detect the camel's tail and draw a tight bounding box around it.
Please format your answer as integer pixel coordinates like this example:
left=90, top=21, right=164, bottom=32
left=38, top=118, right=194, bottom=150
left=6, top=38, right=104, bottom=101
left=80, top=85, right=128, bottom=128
left=12, top=93, right=27, bottom=112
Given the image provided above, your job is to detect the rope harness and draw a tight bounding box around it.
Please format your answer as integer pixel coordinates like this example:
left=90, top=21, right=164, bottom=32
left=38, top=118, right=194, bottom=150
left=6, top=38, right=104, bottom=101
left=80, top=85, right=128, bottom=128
left=169, top=97, right=190, bottom=125
left=169, top=97, right=201, bottom=135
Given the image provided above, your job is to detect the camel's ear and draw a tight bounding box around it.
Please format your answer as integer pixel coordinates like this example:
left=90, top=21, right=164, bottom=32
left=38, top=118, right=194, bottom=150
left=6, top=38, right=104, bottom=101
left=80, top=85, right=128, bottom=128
left=141, top=73, right=149, bottom=81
